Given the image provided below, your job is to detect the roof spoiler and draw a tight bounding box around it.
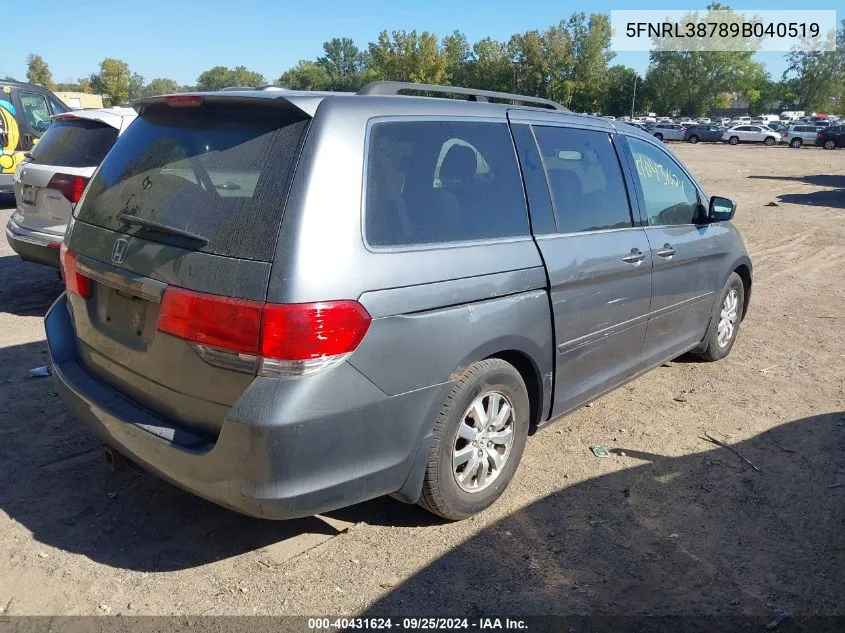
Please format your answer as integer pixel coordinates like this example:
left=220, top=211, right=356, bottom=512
left=132, top=92, right=319, bottom=117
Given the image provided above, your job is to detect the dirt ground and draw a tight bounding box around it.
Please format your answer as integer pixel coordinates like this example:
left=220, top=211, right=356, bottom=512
left=0, top=144, right=842, bottom=622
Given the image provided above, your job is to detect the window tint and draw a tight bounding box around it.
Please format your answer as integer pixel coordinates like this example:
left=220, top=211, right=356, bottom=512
left=76, top=103, right=310, bottom=261
left=29, top=120, right=118, bottom=168
left=628, top=137, right=702, bottom=226
left=533, top=126, right=632, bottom=233
left=19, top=92, right=51, bottom=132
left=48, top=97, right=68, bottom=115
left=511, top=124, right=556, bottom=234
left=365, top=120, right=528, bottom=247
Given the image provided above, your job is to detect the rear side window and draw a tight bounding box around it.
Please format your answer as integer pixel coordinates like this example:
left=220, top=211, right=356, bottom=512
left=29, top=120, right=118, bottom=168
left=365, top=120, right=528, bottom=247
left=532, top=126, right=632, bottom=233
left=77, top=103, right=310, bottom=261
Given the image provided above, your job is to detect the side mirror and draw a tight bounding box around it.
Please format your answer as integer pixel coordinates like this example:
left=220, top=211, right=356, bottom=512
left=708, top=196, right=736, bottom=222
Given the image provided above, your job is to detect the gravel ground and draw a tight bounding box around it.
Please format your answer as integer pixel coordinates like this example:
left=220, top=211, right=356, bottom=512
left=0, top=143, right=842, bottom=620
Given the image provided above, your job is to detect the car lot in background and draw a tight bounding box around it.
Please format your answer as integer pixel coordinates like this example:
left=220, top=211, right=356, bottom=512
left=723, top=125, right=781, bottom=146
left=5, top=108, right=136, bottom=267
left=648, top=123, right=686, bottom=141
left=782, top=124, right=823, bottom=148
left=816, top=125, right=845, bottom=149
left=684, top=124, right=726, bottom=144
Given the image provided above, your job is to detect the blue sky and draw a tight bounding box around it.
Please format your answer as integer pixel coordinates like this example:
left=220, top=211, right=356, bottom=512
left=2, top=1, right=839, bottom=86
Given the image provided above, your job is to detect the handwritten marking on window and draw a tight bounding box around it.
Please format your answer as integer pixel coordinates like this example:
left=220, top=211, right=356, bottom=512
left=634, top=154, right=686, bottom=192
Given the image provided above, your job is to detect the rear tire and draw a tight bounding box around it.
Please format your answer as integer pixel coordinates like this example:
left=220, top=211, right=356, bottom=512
left=764, top=136, right=776, bottom=146
left=418, top=359, right=530, bottom=521
left=824, top=139, right=836, bottom=150
left=654, top=133, right=664, bottom=141
left=694, top=272, right=745, bottom=362
left=729, top=136, right=739, bottom=145
left=789, top=138, right=802, bottom=148
left=688, top=135, right=699, bottom=144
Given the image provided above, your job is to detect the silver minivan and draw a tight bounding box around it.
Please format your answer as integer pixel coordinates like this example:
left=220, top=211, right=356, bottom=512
left=46, top=83, right=753, bottom=521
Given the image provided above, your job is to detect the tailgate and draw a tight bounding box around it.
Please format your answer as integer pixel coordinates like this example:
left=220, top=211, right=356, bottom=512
left=62, top=97, right=312, bottom=436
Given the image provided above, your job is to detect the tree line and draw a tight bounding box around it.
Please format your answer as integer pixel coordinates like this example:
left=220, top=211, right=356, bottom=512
left=12, top=6, right=845, bottom=117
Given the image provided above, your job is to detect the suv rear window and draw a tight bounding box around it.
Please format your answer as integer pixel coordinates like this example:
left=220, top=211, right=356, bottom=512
left=29, top=119, right=118, bottom=168
left=76, top=103, right=310, bottom=261
left=365, top=120, right=529, bottom=247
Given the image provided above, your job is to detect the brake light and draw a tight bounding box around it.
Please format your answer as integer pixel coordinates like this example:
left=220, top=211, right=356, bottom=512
left=157, top=287, right=371, bottom=377
left=59, top=245, right=93, bottom=298
left=47, top=173, right=90, bottom=204
left=164, top=95, right=203, bottom=107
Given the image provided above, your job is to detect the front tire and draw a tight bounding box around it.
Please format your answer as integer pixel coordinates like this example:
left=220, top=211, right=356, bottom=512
left=654, top=133, right=664, bottom=141
left=688, top=135, right=699, bottom=144
left=789, top=138, right=802, bottom=148
left=419, top=359, right=530, bottom=520
left=729, top=136, right=739, bottom=145
left=694, top=272, right=745, bottom=362
left=764, top=136, right=776, bottom=146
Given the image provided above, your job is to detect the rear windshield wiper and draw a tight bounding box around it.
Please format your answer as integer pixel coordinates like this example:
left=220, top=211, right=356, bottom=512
left=119, top=214, right=209, bottom=246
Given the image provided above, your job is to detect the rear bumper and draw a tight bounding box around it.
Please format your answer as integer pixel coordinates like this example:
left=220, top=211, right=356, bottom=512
left=5, top=217, right=62, bottom=268
left=0, top=174, right=13, bottom=194
left=46, top=294, right=445, bottom=520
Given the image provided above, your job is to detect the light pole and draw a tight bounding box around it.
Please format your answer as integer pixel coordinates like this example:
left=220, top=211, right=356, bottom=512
left=631, top=75, right=638, bottom=120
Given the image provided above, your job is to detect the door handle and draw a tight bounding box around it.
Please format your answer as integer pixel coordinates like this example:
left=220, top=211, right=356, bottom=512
left=622, top=248, right=645, bottom=264
left=657, top=244, right=676, bottom=258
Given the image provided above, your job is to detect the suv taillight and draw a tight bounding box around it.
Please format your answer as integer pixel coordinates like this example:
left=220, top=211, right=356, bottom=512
left=59, top=245, right=93, bottom=298
left=48, top=173, right=90, bottom=204
left=157, top=287, right=371, bottom=377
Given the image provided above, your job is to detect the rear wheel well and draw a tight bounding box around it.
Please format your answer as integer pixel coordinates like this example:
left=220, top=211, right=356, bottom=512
left=486, top=351, right=542, bottom=430
left=734, top=265, right=752, bottom=320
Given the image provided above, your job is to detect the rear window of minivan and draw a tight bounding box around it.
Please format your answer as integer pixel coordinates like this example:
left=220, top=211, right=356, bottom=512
left=76, top=103, right=310, bottom=261
left=29, top=119, right=118, bottom=168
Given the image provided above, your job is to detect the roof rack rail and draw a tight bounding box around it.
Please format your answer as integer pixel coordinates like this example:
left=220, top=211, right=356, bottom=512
left=357, top=81, right=566, bottom=111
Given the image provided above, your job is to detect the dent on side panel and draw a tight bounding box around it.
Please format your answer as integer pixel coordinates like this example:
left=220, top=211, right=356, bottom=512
left=349, top=290, right=554, bottom=399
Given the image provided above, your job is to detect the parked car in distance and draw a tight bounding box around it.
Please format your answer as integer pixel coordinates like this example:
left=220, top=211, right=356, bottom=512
left=46, top=83, right=752, bottom=522
left=684, top=124, right=726, bottom=144
left=1, top=80, right=71, bottom=194
left=817, top=125, right=845, bottom=149
left=697, top=117, right=711, bottom=124
left=5, top=108, right=136, bottom=267
left=782, top=124, right=823, bottom=148
left=648, top=123, right=686, bottom=141
left=723, top=125, right=781, bottom=146
left=623, top=121, right=650, bottom=132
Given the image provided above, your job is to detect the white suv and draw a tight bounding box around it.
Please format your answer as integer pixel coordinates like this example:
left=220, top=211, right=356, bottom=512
left=5, top=107, right=136, bottom=267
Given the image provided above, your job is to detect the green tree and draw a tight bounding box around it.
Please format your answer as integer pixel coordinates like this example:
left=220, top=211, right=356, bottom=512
left=782, top=19, right=845, bottom=112
left=90, top=58, right=132, bottom=106
left=2, top=75, right=18, bottom=81
left=318, top=37, right=367, bottom=90
left=279, top=61, right=331, bottom=90
left=604, top=65, right=640, bottom=116
left=26, top=54, right=54, bottom=89
left=367, top=30, right=448, bottom=84
left=196, top=65, right=265, bottom=91
left=567, top=13, right=614, bottom=112
left=442, top=31, right=471, bottom=86
left=465, top=38, right=513, bottom=92
left=128, top=72, right=145, bottom=102
left=143, top=78, right=183, bottom=97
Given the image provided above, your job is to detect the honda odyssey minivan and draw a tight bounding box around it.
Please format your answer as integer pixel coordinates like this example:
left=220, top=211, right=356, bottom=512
left=46, top=82, right=752, bottom=521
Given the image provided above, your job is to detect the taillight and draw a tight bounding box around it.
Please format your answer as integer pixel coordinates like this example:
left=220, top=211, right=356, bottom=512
left=59, top=245, right=93, bottom=298
left=157, top=287, right=371, bottom=377
left=47, top=173, right=90, bottom=204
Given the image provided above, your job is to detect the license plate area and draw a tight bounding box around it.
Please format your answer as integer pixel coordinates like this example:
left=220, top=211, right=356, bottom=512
left=95, top=285, right=159, bottom=349
left=21, top=185, right=37, bottom=206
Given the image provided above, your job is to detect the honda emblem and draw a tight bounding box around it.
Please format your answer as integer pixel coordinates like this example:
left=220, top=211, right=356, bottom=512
left=111, top=237, right=129, bottom=264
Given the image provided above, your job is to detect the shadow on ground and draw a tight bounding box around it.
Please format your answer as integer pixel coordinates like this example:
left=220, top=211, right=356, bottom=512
left=362, top=412, right=845, bottom=622
left=747, top=174, right=845, bottom=209
left=0, top=254, right=64, bottom=316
